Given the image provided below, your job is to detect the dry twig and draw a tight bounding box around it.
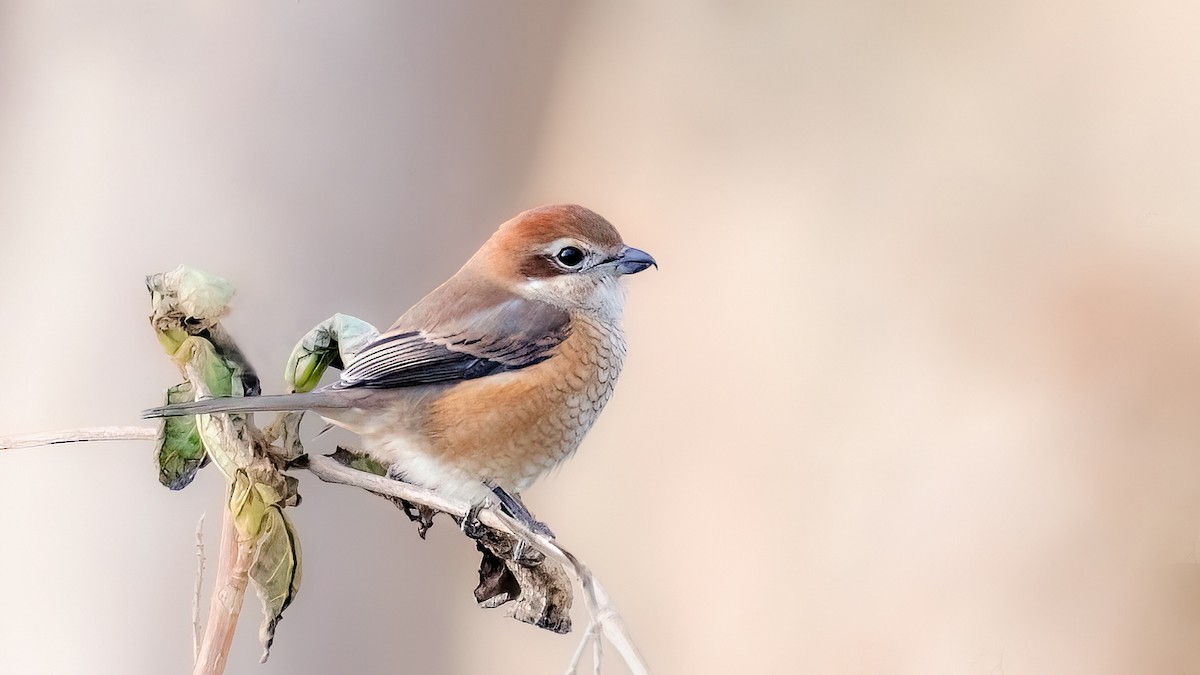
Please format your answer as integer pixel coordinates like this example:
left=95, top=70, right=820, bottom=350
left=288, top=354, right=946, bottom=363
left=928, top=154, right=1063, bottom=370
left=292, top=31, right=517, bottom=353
left=192, top=495, right=253, bottom=675
left=0, top=427, right=650, bottom=675
left=0, top=426, right=156, bottom=450
left=193, top=513, right=206, bottom=663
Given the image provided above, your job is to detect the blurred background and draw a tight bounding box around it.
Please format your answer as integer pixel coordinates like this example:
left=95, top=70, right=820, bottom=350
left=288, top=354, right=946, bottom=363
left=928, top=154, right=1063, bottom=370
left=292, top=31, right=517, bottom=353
left=4, top=1, right=1200, bottom=673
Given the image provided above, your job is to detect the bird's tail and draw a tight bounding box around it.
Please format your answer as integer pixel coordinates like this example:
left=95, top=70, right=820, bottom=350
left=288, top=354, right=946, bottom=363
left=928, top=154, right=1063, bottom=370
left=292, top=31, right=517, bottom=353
left=142, top=391, right=340, bottom=419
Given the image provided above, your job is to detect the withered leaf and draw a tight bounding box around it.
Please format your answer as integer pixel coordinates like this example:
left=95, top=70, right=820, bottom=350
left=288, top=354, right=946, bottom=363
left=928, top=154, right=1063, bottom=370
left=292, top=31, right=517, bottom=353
left=249, top=504, right=302, bottom=662
left=262, top=412, right=306, bottom=463
left=148, top=265, right=306, bottom=660
left=146, top=265, right=235, bottom=337
left=326, top=447, right=573, bottom=631
left=471, top=527, right=573, bottom=634
left=228, top=470, right=303, bottom=661
left=327, top=447, right=438, bottom=537
left=475, top=542, right=521, bottom=608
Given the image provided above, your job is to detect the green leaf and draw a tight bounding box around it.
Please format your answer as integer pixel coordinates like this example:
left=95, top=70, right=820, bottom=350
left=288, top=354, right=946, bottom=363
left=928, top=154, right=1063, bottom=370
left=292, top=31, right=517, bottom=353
left=188, top=338, right=236, bottom=398
left=229, top=471, right=269, bottom=539
left=178, top=337, right=251, bottom=480
left=327, top=446, right=388, bottom=476
left=154, top=382, right=209, bottom=490
left=284, top=314, right=379, bottom=393
left=288, top=347, right=336, bottom=394
left=154, top=327, right=190, bottom=357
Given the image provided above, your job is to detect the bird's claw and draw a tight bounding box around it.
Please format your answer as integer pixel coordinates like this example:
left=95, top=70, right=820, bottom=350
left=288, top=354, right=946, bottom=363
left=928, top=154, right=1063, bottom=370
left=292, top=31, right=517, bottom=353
left=511, top=539, right=546, bottom=567
left=490, top=485, right=555, bottom=539
left=459, top=502, right=487, bottom=540
left=523, top=518, right=555, bottom=539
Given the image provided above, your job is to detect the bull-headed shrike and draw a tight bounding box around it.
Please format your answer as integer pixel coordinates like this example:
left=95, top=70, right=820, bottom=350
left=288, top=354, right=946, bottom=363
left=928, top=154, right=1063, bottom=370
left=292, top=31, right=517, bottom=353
left=144, top=204, right=655, bottom=533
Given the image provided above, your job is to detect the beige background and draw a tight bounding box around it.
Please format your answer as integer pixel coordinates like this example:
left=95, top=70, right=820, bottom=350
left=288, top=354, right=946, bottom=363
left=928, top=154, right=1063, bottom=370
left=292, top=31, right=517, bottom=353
left=5, top=1, right=1200, bottom=673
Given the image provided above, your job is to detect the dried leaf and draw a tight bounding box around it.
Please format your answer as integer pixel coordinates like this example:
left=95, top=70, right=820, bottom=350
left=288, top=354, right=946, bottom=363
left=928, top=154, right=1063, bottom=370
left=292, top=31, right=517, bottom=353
left=475, top=542, right=522, bottom=608
left=147, top=265, right=256, bottom=397
left=262, top=412, right=306, bottom=462
left=147, top=265, right=305, bottom=660
left=146, top=265, right=235, bottom=336
left=401, top=501, right=438, bottom=539
left=326, top=446, right=572, bottom=630
left=249, top=504, right=302, bottom=662
left=229, top=471, right=269, bottom=539
left=472, top=526, right=573, bottom=633
left=227, top=469, right=303, bottom=661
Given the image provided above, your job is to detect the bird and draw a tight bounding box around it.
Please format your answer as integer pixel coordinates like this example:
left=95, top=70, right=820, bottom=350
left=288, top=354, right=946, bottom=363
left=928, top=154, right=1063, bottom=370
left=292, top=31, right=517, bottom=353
left=144, top=204, right=655, bottom=534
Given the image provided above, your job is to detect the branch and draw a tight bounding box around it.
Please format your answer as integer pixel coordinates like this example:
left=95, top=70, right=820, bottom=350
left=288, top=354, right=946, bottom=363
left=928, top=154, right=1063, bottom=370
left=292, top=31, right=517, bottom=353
left=0, top=426, right=156, bottom=450
left=0, top=428, right=248, bottom=674
left=193, top=513, right=206, bottom=663
left=291, top=454, right=647, bottom=674
left=0, top=427, right=650, bottom=675
left=193, top=496, right=252, bottom=675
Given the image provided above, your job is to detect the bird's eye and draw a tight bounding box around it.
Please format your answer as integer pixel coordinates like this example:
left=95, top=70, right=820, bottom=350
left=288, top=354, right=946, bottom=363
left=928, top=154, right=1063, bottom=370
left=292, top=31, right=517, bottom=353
left=555, top=246, right=585, bottom=268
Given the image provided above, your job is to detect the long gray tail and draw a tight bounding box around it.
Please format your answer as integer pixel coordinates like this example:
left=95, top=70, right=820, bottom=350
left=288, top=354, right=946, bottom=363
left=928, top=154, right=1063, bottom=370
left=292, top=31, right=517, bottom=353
left=142, top=391, right=339, bottom=419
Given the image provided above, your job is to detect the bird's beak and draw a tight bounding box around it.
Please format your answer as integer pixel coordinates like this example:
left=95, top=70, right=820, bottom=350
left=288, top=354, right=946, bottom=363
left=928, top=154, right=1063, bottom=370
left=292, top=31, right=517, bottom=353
left=614, top=246, right=658, bottom=275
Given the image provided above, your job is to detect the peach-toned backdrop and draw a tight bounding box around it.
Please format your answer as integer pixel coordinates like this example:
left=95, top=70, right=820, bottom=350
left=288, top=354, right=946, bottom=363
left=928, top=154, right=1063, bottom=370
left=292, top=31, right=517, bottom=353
left=5, top=2, right=1200, bottom=673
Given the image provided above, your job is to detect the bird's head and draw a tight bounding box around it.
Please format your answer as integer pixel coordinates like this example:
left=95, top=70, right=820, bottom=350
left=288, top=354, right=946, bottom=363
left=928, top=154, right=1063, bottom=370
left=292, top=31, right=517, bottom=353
left=476, top=204, right=656, bottom=317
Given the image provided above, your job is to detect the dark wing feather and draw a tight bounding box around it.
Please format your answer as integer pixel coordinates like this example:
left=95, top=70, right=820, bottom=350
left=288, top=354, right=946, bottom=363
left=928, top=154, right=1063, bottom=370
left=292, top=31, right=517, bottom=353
left=335, top=290, right=570, bottom=390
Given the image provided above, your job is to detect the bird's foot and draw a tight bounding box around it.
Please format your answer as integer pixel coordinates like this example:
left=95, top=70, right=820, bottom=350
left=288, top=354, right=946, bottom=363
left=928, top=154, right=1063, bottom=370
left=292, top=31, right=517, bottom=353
left=459, top=502, right=487, bottom=540
left=511, top=539, right=546, bottom=567
left=491, top=486, right=556, bottom=539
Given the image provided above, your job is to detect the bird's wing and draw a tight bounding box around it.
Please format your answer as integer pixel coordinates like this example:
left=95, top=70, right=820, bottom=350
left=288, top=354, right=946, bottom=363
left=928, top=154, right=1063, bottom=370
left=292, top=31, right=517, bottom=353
left=334, top=287, right=570, bottom=390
